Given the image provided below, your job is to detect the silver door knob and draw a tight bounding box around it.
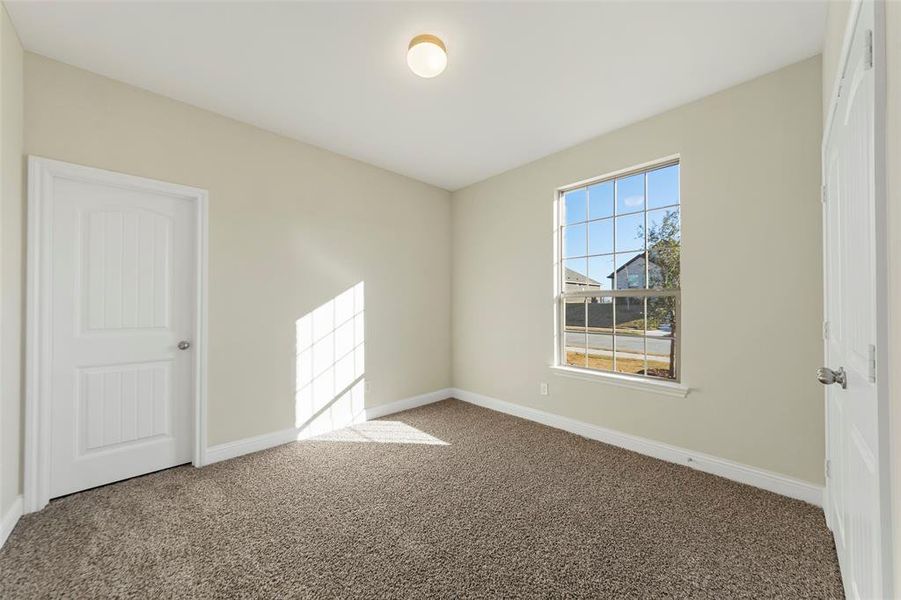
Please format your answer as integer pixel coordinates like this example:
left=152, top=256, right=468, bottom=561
left=177, top=341, right=191, bottom=350
left=817, top=367, right=846, bottom=389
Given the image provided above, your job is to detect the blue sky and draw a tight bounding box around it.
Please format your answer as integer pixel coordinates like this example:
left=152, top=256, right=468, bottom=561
left=563, top=164, right=679, bottom=288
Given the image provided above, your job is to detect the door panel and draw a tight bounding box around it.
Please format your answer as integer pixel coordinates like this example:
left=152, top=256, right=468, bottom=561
left=48, top=174, right=195, bottom=498
left=78, top=362, right=170, bottom=454
left=823, top=1, right=885, bottom=598
left=82, top=208, right=172, bottom=331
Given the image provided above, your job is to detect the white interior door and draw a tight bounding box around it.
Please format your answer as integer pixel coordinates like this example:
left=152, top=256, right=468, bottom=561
left=45, top=162, right=198, bottom=498
left=822, top=1, right=889, bottom=598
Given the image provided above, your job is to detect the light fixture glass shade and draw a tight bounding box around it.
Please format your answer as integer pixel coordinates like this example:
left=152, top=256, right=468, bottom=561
left=407, top=34, right=447, bottom=78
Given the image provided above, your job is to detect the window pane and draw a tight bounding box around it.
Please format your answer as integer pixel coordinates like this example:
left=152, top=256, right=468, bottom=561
left=563, top=188, right=587, bottom=225
left=588, top=219, right=613, bottom=255
left=564, top=298, right=586, bottom=368
left=586, top=296, right=614, bottom=372
left=588, top=181, right=614, bottom=220
left=647, top=295, right=677, bottom=380
left=647, top=164, right=679, bottom=209
left=614, top=251, right=646, bottom=290
left=647, top=208, right=680, bottom=290
left=646, top=296, right=676, bottom=337
left=615, top=296, right=645, bottom=333
left=615, top=212, right=645, bottom=253
left=563, top=258, right=588, bottom=291
left=616, top=173, right=644, bottom=214
left=614, top=296, right=646, bottom=375
left=587, top=255, right=614, bottom=290
left=563, top=223, right=587, bottom=258
left=645, top=338, right=675, bottom=380
left=647, top=207, right=680, bottom=241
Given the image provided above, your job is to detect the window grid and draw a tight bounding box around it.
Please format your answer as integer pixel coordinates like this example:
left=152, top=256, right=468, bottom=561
left=558, top=160, right=680, bottom=382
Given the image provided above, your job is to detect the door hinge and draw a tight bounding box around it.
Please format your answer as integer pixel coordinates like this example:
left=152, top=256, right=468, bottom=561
left=869, top=344, right=876, bottom=382
left=865, top=29, right=874, bottom=70
left=825, top=459, right=831, bottom=479
left=821, top=183, right=827, bottom=204
left=823, top=320, right=830, bottom=340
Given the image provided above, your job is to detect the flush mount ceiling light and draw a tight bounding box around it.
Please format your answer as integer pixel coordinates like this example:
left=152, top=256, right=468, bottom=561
left=407, top=34, right=447, bottom=79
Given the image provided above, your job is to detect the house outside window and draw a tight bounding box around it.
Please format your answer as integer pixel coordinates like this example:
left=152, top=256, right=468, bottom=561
left=557, top=159, right=681, bottom=381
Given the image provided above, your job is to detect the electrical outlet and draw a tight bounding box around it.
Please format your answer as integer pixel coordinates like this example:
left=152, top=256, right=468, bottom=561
left=539, top=382, right=548, bottom=396
left=365, top=381, right=371, bottom=393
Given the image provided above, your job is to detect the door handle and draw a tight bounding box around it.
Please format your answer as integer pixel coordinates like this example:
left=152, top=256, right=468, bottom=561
left=177, top=341, right=191, bottom=351
left=817, top=367, right=846, bottom=389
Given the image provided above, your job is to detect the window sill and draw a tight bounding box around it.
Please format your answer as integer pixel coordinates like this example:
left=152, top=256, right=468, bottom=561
left=550, top=365, right=690, bottom=398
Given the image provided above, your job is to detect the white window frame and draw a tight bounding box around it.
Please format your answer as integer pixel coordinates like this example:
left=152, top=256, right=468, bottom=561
left=553, top=156, right=687, bottom=397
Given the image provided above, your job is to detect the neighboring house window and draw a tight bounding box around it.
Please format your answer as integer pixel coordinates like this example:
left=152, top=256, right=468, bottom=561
left=558, top=160, right=681, bottom=381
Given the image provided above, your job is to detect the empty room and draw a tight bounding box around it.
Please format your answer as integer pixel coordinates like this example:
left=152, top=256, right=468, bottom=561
left=0, top=1, right=898, bottom=598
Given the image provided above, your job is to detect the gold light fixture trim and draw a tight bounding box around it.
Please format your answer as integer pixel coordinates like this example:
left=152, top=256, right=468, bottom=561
left=407, top=34, right=448, bottom=78
left=408, top=34, right=446, bottom=54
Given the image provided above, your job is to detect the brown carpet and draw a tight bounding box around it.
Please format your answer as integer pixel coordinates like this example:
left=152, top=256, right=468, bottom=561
left=0, top=399, right=843, bottom=598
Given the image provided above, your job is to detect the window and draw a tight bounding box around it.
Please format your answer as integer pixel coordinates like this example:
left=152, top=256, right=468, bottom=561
left=557, top=160, right=680, bottom=381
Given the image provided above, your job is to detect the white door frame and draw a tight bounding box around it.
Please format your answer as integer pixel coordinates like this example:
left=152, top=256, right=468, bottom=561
left=23, top=156, right=209, bottom=514
left=821, top=0, right=894, bottom=594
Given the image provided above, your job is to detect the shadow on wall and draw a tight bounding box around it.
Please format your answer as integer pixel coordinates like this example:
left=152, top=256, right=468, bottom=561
left=295, top=282, right=366, bottom=438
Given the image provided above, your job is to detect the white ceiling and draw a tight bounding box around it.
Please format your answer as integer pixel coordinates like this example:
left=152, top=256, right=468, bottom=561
left=6, top=1, right=826, bottom=191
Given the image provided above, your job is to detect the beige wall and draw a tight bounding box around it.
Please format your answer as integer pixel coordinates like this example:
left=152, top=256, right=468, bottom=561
left=23, top=54, right=452, bottom=455
left=0, top=5, right=23, bottom=519
left=451, top=56, right=824, bottom=484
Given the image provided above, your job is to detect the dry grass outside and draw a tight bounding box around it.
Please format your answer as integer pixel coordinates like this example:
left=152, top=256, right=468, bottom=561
left=566, top=351, right=674, bottom=379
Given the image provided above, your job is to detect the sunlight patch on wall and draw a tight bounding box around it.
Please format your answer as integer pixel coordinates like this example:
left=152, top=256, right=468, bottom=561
left=295, top=282, right=365, bottom=437
left=311, top=420, right=448, bottom=445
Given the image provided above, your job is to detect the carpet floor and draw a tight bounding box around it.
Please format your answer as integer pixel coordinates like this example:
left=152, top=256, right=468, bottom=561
left=0, top=399, right=843, bottom=598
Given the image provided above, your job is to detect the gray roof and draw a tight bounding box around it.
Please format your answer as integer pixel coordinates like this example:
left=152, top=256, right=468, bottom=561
left=564, top=268, right=601, bottom=286
left=608, top=253, right=648, bottom=280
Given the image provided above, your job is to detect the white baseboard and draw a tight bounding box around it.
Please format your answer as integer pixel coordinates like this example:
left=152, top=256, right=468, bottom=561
left=1, top=495, right=23, bottom=550
left=364, top=388, right=453, bottom=420
left=203, top=388, right=453, bottom=466
left=204, top=426, right=300, bottom=466
left=451, top=388, right=823, bottom=507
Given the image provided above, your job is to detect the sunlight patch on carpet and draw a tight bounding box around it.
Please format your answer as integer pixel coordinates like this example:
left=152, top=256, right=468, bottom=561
left=311, top=420, right=448, bottom=445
